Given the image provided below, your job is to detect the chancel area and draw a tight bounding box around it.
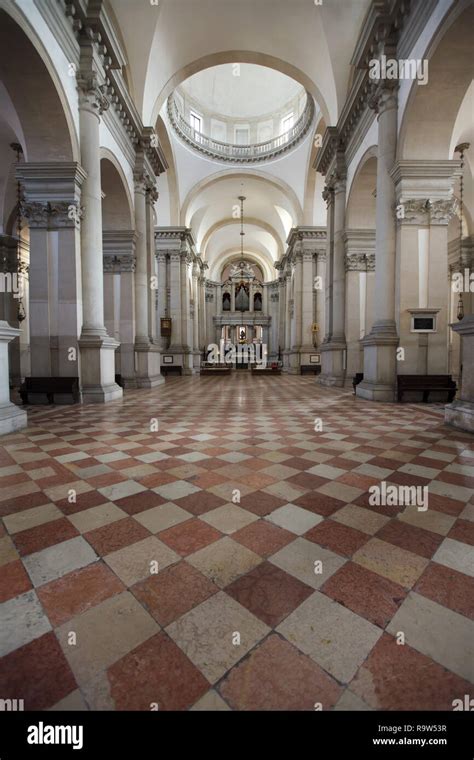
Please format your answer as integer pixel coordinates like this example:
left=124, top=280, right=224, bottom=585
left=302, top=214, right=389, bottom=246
left=0, top=0, right=473, bottom=714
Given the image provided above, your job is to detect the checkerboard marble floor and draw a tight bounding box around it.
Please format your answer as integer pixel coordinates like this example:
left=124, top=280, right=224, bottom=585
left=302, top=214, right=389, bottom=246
left=0, top=374, right=473, bottom=711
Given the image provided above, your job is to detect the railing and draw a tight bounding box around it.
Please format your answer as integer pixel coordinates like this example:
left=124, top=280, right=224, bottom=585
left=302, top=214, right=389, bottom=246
left=167, top=93, right=315, bottom=163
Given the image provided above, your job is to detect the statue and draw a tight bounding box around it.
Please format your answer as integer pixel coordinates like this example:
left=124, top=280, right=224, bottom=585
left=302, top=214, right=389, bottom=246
left=229, top=260, right=254, bottom=278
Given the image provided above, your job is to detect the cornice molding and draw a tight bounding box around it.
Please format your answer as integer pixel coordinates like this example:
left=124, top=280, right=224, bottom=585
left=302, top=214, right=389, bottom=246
left=314, top=0, right=412, bottom=176
left=58, top=0, right=167, bottom=176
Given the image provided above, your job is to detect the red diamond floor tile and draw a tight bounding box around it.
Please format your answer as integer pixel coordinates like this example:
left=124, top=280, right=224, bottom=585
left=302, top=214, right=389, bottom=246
left=1, top=374, right=472, bottom=711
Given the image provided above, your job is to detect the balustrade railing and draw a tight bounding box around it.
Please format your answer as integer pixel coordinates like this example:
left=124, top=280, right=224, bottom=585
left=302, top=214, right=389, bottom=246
left=167, top=93, right=315, bottom=163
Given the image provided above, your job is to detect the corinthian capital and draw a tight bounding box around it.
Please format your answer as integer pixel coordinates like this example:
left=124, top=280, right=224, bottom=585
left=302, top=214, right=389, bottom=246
left=146, top=179, right=159, bottom=205
left=368, top=80, right=398, bottom=115
left=322, top=185, right=334, bottom=207
left=77, top=73, right=109, bottom=115
left=430, top=198, right=458, bottom=226
left=23, top=201, right=49, bottom=228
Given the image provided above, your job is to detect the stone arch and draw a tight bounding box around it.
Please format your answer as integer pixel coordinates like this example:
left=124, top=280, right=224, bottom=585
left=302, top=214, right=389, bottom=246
left=150, top=51, right=331, bottom=129
left=209, top=248, right=274, bottom=283
left=398, top=3, right=474, bottom=161
left=181, top=169, right=303, bottom=229
left=201, top=217, right=284, bottom=260
left=0, top=7, right=78, bottom=162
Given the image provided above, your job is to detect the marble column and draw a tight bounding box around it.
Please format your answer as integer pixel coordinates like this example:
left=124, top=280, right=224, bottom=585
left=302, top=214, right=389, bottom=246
left=300, top=250, right=315, bottom=359
left=277, top=270, right=286, bottom=358
left=290, top=248, right=303, bottom=372
left=146, top=184, right=158, bottom=344
left=390, top=161, right=460, bottom=380
left=77, top=75, right=122, bottom=402
left=357, top=82, right=399, bottom=401
left=192, top=262, right=200, bottom=370
left=103, top=232, right=137, bottom=388
left=169, top=252, right=182, bottom=349
left=0, top=322, right=27, bottom=434
left=319, top=167, right=347, bottom=386
left=133, top=172, right=163, bottom=387
left=284, top=269, right=292, bottom=369
left=0, top=235, right=28, bottom=385
left=156, top=252, right=168, bottom=350
left=198, top=273, right=207, bottom=353
left=22, top=202, right=51, bottom=377
left=18, top=163, right=86, bottom=385
left=445, top=315, right=474, bottom=432
left=180, top=250, right=193, bottom=373
left=315, top=252, right=326, bottom=348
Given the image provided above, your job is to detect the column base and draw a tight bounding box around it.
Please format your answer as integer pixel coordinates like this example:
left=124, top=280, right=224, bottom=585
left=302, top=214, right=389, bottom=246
left=445, top=400, right=474, bottom=433
left=357, top=324, right=398, bottom=402
left=0, top=403, right=27, bottom=435
left=182, top=349, right=195, bottom=375
left=135, top=342, right=164, bottom=388
left=287, top=350, right=301, bottom=374
left=281, top=350, right=291, bottom=372
left=79, top=333, right=123, bottom=403
left=317, top=340, right=346, bottom=387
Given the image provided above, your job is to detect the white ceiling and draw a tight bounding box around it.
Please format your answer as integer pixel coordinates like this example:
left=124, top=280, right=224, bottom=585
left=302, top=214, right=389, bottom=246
left=109, top=0, right=370, bottom=278
left=179, top=64, right=303, bottom=119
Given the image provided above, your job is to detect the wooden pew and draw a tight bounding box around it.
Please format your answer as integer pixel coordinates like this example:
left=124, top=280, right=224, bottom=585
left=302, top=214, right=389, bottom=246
left=20, top=377, right=80, bottom=405
left=352, top=373, right=364, bottom=393
left=397, top=375, right=456, bottom=403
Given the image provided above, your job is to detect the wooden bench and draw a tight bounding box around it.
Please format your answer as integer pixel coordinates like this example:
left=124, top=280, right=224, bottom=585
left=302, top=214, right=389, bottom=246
left=161, top=366, right=182, bottom=376
left=300, top=365, right=321, bottom=375
left=352, top=373, right=364, bottom=393
left=397, top=375, right=456, bottom=403
left=251, top=367, right=282, bottom=376
left=20, top=377, right=80, bottom=405
left=200, top=366, right=232, bottom=376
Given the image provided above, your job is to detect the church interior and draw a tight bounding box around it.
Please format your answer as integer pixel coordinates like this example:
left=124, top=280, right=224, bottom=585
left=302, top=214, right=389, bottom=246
left=0, top=0, right=473, bottom=714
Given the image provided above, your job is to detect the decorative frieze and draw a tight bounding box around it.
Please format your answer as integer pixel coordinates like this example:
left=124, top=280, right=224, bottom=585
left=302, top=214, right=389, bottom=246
left=315, top=1, right=412, bottom=176
left=49, top=201, right=84, bottom=228
left=345, top=252, right=375, bottom=272
left=103, top=254, right=136, bottom=273
left=343, top=229, right=375, bottom=272
left=396, top=198, right=458, bottom=226
left=23, top=200, right=84, bottom=229
left=61, top=1, right=167, bottom=177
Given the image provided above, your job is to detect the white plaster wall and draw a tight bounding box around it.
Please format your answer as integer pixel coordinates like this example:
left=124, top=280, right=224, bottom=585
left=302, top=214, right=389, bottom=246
left=99, top=124, right=135, bottom=210
left=345, top=118, right=378, bottom=203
